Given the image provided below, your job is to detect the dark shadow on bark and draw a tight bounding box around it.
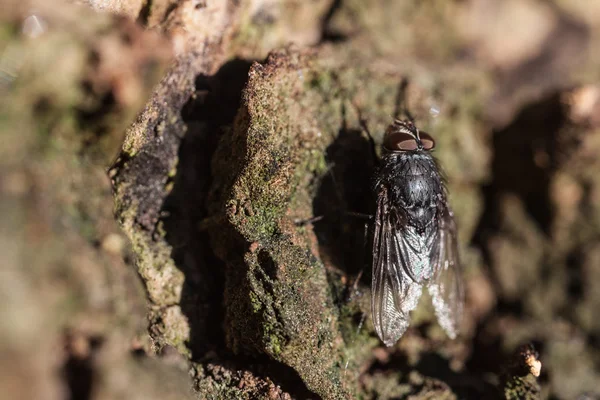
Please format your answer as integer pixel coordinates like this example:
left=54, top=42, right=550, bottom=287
left=320, top=0, right=349, bottom=43
left=201, top=355, right=323, bottom=400
left=311, top=122, right=376, bottom=290
left=366, top=347, right=498, bottom=399
left=415, top=352, right=499, bottom=399
left=469, top=92, right=568, bottom=393
left=162, top=58, right=254, bottom=358
left=463, top=314, right=510, bottom=395
left=473, top=92, right=566, bottom=288
left=162, top=58, right=321, bottom=398
left=62, top=333, right=104, bottom=400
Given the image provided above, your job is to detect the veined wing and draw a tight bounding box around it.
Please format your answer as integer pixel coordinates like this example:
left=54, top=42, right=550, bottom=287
left=371, top=189, right=422, bottom=347
left=428, top=207, right=464, bottom=339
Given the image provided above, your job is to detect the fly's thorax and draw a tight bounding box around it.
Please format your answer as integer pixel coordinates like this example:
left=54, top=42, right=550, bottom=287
left=374, top=150, right=445, bottom=233
left=376, top=151, right=443, bottom=202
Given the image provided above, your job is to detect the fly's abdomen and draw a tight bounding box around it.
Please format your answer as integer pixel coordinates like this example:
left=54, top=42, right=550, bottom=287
left=402, top=224, right=436, bottom=282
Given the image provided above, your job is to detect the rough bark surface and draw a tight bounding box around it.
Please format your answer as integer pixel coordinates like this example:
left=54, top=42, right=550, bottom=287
left=4, top=0, right=600, bottom=399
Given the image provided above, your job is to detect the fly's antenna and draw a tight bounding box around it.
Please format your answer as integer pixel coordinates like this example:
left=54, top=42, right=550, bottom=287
left=393, top=78, right=414, bottom=123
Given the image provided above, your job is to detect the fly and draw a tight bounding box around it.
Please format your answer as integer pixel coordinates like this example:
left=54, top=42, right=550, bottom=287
left=365, top=118, right=464, bottom=346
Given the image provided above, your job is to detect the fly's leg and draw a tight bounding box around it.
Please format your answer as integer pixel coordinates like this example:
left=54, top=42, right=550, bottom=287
left=345, top=211, right=373, bottom=221
left=294, top=215, right=325, bottom=226
left=355, top=312, right=366, bottom=338
left=394, top=77, right=415, bottom=122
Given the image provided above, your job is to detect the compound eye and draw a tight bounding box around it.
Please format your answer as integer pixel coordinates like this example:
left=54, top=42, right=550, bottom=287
left=419, top=131, right=435, bottom=150
left=385, top=131, right=418, bottom=151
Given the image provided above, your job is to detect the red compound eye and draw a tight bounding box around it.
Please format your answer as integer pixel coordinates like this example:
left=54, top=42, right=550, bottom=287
left=419, top=131, right=435, bottom=150
left=384, top=131, right=418, bottom=151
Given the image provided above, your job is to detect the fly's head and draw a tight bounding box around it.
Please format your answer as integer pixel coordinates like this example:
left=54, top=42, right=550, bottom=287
left=383, top=119, right=435, bottom=153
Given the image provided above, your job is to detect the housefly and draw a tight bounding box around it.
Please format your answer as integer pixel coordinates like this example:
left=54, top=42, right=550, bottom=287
left=368, top=118, right=463, bottom=346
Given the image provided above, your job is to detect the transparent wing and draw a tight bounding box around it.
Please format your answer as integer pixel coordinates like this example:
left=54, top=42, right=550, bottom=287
left=371, top=190, right=422, bottom=347
left=428, top=207, right=464, bottom=339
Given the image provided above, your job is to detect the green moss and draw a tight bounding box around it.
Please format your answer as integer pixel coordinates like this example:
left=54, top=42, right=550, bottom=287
left=307, top=69, right=336, bottom=94
left=268, top=333, right=282, bottom=357
left=503, top=375, right=540, bottom=400
left=249, top=291, right=263, bottom=313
